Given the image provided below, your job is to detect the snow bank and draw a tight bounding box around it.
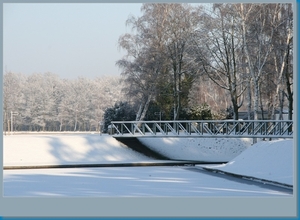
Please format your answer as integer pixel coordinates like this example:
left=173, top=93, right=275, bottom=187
left=3, top=134, right=151, bottom=166
left=137, top=137, right=253, bottom=162
left=3, top=134, right=294, bottom=186
left=201, top=139, right=294, bottom=185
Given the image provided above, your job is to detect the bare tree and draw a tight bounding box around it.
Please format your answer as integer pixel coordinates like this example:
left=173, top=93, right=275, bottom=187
left=236, top=4, right=282, bottom=120
left=192, top=4, right=246, bottom=120
left=269, top=4, right=293, bottom=120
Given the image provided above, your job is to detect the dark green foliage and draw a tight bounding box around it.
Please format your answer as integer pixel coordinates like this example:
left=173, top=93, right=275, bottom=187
left=103, top=102, right=136, bottom=133
left=187, top=103, right=213, bottom=120
left=144, top=101, right=162, bottom=121
left=155, top=80, right=174, bottom=120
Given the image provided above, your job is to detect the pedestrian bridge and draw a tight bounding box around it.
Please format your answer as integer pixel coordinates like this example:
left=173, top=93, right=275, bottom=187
left=110, top=120, right=293, bottom=138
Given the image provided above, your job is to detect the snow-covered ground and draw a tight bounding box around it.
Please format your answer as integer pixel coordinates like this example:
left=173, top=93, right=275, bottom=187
left=3, top=133, right=294, bottom=197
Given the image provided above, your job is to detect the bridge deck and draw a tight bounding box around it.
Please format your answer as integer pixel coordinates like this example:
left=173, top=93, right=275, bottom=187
left=110, top=120, right=293, bottom=138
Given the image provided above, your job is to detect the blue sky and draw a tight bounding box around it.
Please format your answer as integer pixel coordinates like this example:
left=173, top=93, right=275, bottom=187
left=3, top=3, right=144, bottom=79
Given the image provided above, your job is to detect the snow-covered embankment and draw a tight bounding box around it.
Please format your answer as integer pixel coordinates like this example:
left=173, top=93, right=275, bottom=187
left=137, top=137, right=294, bottom=186
left=3, top=134, right=151, bottom=166
left=137, top=137, right=253, bottom=162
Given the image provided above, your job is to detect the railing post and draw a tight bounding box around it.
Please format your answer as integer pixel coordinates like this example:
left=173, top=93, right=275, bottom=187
left=142, top=123, right=145, bottom=134
left=165, top=123, right=168, bottom=135
left=288, top=121, right=293, bottom=134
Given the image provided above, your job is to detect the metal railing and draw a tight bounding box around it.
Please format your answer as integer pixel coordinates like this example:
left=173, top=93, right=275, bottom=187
left=110, top=120, right=293, bottom=138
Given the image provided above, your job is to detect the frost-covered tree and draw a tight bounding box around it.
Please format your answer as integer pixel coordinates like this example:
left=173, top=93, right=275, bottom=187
left=3, top=72, right=23, bottom=132
left=3, top=72, right=125, bottom=131
left=117, top=3, right=201, bottom=121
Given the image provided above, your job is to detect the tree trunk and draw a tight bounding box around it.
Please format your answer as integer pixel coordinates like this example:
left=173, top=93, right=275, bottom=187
left=135, top=95, right=152, bottom=133
left=253, top=79, right=260, bottom=120
left=246, top=78, right=252, bottom=120
left=59, top=118, right=63, bottom=131
left=135, top=104, right=143, bottom=121
left=139, top=95, right=152, bottom=121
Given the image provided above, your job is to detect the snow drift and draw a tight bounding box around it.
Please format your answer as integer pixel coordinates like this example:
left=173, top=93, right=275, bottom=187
left=201, top=139, right=294, bottom=186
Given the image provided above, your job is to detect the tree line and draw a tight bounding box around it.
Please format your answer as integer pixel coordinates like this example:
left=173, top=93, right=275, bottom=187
left=117, top=3, right=293, bottom=122
left=3, top=72, right=125, bottom=132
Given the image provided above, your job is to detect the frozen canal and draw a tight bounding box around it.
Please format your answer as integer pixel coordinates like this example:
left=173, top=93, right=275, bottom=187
left=4, top=165, right=292, bottom=197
